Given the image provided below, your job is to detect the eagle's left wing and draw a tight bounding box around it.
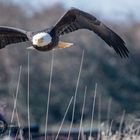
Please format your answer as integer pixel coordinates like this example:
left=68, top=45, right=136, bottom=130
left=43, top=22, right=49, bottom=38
left=50, top=8, right=129, bottom=58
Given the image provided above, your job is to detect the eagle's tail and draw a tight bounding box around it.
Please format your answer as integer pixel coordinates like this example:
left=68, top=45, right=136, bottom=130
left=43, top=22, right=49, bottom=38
left=57, top=41, right=73, bottom=49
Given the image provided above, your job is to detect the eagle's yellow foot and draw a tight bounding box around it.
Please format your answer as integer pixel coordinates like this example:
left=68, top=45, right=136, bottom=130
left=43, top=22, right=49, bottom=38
left=57, top=41, right=73, bottom=49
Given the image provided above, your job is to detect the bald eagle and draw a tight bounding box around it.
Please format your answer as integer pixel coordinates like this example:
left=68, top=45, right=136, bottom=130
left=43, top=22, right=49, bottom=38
left=0, top=8, right=129, bottom=58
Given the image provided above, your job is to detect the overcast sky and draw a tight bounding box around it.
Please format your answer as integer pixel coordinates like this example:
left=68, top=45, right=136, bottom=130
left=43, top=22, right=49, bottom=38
left=12, top=0, right=140, bottom=21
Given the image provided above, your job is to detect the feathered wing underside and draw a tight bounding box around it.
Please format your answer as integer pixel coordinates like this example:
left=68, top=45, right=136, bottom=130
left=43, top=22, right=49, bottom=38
left=51, top=8, right=129, bottom=58
left=0, top=26, right=29, bottom=49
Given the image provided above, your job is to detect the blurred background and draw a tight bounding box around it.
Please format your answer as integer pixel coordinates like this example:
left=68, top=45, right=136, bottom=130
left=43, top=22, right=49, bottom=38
left=0, top=0, right=140, bottom=130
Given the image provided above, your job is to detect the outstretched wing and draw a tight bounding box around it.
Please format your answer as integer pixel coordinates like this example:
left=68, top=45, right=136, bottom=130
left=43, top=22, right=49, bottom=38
left=0, top=26, right=29, bottom=49
left=51, top=8, right=129, bottom=58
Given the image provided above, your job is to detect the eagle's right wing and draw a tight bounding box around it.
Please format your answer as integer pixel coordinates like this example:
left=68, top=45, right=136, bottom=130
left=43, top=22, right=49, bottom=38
left=51, top=8, right=129, bottom=58
left=0, top=26, right=29, bottom=49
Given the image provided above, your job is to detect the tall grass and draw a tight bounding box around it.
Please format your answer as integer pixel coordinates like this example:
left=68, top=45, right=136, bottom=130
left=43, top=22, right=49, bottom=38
left=27, top=52, right=31, bottom=140
left=55, top=96, right=73, bottom=140
left=67, top=50, right=85, bottom=140
left=8, top=66, right=22, bottom=137
left=2, top=50, right=140, bottom=140
left=78, top=86, right=87, bottom=140
left=45, top=51, right=54, bottom=140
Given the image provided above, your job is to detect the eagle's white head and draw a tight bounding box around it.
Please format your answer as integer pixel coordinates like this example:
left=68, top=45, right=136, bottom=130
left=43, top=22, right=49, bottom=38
left=32, top=32, right=52, bottom=47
